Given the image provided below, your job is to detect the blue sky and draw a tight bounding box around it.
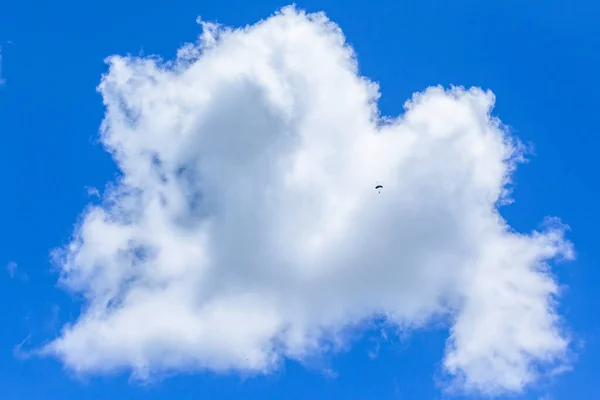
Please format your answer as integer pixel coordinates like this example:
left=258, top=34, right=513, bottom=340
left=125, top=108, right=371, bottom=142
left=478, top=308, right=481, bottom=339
left=1, top=1, right=599, bottom=399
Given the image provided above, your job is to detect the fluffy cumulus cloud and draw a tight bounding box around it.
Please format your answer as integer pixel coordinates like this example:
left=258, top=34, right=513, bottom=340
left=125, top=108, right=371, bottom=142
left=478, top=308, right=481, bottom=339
left=44, top=6, right=574, bottom=396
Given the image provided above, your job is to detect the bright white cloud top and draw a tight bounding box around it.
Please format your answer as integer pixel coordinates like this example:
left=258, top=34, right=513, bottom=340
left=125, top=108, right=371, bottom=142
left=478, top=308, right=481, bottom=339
left=45, top=6, right=574, bottom=396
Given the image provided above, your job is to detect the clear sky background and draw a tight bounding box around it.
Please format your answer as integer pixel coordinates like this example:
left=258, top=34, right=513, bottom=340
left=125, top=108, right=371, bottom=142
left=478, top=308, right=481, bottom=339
left=1, top=1, right=599, bottom=399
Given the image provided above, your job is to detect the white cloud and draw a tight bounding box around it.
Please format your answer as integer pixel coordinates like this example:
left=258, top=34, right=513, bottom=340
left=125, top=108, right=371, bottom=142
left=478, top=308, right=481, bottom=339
left=6, top=261, right=27, bottom=281
left=42, top=6, right=574, bottom=396
left=6, top=261, right=17, bottom=278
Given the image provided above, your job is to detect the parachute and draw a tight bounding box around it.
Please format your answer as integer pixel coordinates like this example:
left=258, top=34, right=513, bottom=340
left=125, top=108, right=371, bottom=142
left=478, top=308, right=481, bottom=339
left=375, top=184, right=383, bottom=193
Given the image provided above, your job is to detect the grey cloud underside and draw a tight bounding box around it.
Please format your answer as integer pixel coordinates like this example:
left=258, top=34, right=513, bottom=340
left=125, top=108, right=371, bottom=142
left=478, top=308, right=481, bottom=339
left=44, top=6, right=573, bottom=396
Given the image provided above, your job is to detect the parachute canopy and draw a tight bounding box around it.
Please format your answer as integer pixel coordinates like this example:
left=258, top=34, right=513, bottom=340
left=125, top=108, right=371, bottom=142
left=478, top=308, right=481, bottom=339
left=375, top=185, right=383, bottom=189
